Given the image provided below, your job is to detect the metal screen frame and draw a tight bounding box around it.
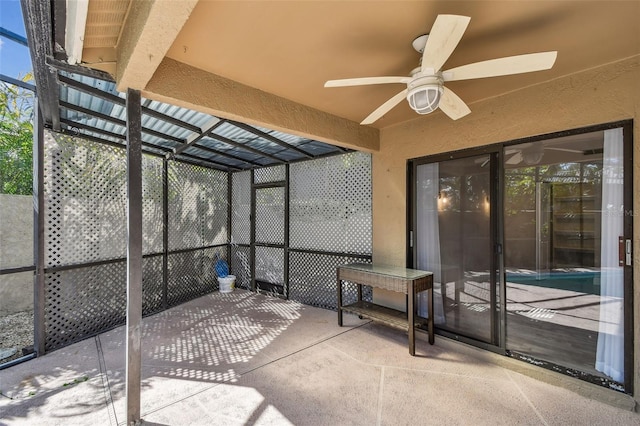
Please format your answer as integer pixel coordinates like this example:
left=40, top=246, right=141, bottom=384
left=39, top=130, right=230, bottom=353
left=36, top=130, right=370, bottom=354
left=229, top=151, right=373, bottom=308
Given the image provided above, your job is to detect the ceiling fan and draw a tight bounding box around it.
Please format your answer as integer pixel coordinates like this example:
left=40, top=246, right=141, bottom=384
left=325, top=15, right=558, bottom=125
left=505, top=144, right=599, bottom=166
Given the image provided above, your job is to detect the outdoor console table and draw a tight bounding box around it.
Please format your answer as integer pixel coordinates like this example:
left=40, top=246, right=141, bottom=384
left=337, top=263, right=434, bottom=356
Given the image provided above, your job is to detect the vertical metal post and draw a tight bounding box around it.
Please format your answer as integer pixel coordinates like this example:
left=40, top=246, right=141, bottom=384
left=489, top=152, right=499, bottom=346
left=283, top=165, right=290, bottom=299
left=497, top=150, right=507, bottom=352
left=32, top=99, right=46, bottom=356
left=535, top=180, right=542, bottom=278
left=125, top=88, right=143, bottom=425
left=162, top=159, right=168, bottom=309
left=227, top=171, right=232, bottom=269
left=250, top=169, right=256, bottom=292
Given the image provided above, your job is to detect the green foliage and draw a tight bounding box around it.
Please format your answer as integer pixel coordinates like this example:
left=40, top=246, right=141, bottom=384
left=0, top=74, right=34, bottom=195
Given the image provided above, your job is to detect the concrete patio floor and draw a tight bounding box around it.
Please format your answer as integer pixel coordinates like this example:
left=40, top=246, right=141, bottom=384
left=0, top=290, right=638, bottom=425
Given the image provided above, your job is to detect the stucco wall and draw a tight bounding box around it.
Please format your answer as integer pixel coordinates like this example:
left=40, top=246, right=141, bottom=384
left=372, top=55, right=640, bottom=397
left=0, top=194, right=34, bottom=315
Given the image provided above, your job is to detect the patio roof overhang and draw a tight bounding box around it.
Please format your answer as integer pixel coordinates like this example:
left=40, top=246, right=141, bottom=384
left=18, top=1, right=370, bottom=174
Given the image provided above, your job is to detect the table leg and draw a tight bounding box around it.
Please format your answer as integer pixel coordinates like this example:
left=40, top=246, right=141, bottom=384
left=337, top=272, right=343, bottom=327
left=428, top=276, right=434, bottom=345
left=408, top=280, right=415, bottom=356
left=357, top=283, right=362, bottom=302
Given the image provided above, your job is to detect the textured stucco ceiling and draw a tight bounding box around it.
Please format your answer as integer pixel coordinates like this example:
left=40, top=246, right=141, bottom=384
left=81, top=1, right=640, bottom=129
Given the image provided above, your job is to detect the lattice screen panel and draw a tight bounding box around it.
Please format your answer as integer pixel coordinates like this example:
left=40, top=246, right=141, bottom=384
left=230, top=245, right=251, bottom=289
left=203, top=169, right=228, bottom=246
left=167, top=247, right=227, bottom=307
left=289, top=252, right=372, bottom=310
left=142, top=255, right=164, bottom=316
left=231, top=171, right=251, bottom=244
left=142, top=156, right=164, bottom=254
left=44, top=132, right=127, bottom=267
left=290, top=152, right=372, bottom=254
left=44, top=257, right=167, bottom=351
left=254, top=164, right=285, bottom=183
left=44, top=131, right=166, bottom=268
left=255, top=246, right=284, bottom=284
left=255, top=187, right=285, bottom=244
left=168, top=162, right=228, bottom=251
left=44, top=262, right=125, bottom=351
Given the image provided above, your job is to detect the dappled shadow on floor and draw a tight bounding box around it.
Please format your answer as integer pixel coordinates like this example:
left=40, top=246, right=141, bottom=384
left=0, top=290, right=313, bottom=424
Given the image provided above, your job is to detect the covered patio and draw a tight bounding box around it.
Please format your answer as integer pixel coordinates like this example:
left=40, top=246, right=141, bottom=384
left=1, top=1, right=640, bottom=424
left=2, top=290, right=637, bottom=425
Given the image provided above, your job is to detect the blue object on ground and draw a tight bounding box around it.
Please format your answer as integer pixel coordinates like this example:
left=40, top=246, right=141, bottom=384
left=215, top=258, right=229, bottom=278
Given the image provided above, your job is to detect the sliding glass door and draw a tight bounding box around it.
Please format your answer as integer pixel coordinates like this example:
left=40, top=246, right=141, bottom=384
left=503, top=127, right=631, bottom=389
left=410, top=122, right=632, bottom=391
left=413, top=153, right=497, bottom=344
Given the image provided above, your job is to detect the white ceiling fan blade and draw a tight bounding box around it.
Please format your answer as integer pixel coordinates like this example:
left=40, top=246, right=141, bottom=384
left=545, top=147, right=583, bottom=153
left=443, top=51, right=558, bottom=82
left=325, top=76, right=410, bottom=88
left=422, top=15, right=471, bottom=72
left=438, top=87, right=470, bottom=120
left=361, top=89, right=408, bottom=125
left=506, top=152, right=523, bottom=165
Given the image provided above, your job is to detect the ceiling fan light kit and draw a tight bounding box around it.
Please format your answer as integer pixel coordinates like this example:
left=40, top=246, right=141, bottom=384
left=325, top=14, right=558, bottom=125
left=407, top=73, right=443, bottom=114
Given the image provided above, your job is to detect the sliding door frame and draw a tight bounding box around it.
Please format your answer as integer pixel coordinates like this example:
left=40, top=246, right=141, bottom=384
left=407, top=119, right=633, bottom=393
left=408, top=144, right=504, bottom=353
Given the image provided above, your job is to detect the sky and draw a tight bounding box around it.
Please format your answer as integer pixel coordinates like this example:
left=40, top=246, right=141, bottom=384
left=0, top=0, right=33, bottom=79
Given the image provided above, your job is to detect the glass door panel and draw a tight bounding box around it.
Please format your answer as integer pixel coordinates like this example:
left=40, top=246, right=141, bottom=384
left=504, top=128, right=627, bottom=386
left=415, top=154, right=495, bottom=343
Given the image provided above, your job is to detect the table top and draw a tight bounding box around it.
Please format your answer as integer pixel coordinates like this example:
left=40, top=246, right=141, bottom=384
left=339, top=263, right=433, bottom=280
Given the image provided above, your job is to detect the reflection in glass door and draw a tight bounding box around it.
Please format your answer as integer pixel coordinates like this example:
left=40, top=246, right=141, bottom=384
left=503, top=127, right=629, bottom=388
left=414, top=154, right=496, bottom=344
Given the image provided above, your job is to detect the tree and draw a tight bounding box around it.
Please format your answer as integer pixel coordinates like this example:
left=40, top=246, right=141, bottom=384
left=0, top=73, right=34, bottom=195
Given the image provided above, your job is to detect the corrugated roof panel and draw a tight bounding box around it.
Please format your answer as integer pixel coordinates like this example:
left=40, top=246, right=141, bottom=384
left=55, top=72, right=347, bottom=171
left=183, top=147, right=246, bottom=169
left=253, top=124, right=311, bottom=146
left=213, top=121, right=253, bottom=140
left=213, top=122, right=284, bottom=155
left=198, top=136, right=263, bottom=162
left=143, top=100, right=213, bottom=139
left=241, top=137, right=287, bottom=156
left=75, top=128, right=124, bottom=145
left=297, top=140, right=344, bottom=156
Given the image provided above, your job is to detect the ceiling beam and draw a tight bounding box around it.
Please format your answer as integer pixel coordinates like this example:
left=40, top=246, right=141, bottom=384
left=175, top=152, right=241, bottom=173
left=226, top=120, right=315, bottom=159
left=60, top=118, right=177, bottom=154
left=183, top=141, right=263, bottom=168
left=57, top=127, right=167, bottom=158
left=144, top=58, right=380, bottom=153
left=116, top=0, right=198, bottom=92
left=171, top=118, right=223, bottom=157
left=46, top=56, right=115, bottom=82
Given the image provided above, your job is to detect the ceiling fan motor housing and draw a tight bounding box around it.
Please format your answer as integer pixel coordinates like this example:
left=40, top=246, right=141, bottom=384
left=406, top=73, right=443, bottom=114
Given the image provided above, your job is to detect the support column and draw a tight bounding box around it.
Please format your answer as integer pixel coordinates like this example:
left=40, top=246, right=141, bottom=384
left=33, top=99, right=45, bottom=356
left=162, top=159, right=168, bottom=309
left=125, top=88, right=143, bottom=425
